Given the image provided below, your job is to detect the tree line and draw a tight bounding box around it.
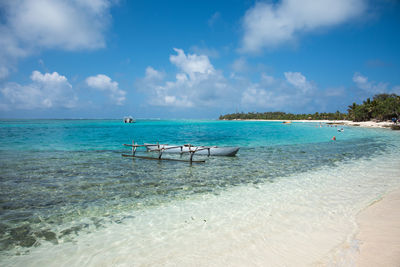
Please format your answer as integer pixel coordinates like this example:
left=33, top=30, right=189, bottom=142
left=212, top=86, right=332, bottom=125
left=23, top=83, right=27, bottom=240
left=219, top=93, right=400, bottom=122
left=347, top=94, right=399, bottom=122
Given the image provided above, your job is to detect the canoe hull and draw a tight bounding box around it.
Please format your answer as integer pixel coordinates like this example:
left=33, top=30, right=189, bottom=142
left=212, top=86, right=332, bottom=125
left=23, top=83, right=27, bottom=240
left=145, top=144, right=239, bottom=157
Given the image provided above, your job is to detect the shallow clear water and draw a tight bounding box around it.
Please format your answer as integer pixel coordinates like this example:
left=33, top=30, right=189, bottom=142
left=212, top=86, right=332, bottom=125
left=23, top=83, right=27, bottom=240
left=0, top=120, right=399, bottom=265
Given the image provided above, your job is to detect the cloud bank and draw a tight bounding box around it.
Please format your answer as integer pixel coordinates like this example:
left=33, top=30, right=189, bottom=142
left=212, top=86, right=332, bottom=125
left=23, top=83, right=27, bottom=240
left=0, top=71, right=128, bottom=111
left=0, top=0, right=114, bottom=79
left=241, top=72, right=317, bottom=110
left=86, top=74, right=126, bottom=105
left=353, top=73, right=400, bottom=95
left=353, top=73, right=388, bottom=94
left=139, top=48, right=322, bottom=112
left=0, top=71, right=77, bottom=110
left=241, top=0, right=366, bottom=52
left=138, top=48, right=230, bottom=108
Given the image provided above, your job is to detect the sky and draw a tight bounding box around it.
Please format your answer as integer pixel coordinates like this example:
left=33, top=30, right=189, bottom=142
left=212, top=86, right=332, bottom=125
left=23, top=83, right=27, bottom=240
left=0, top=0, right=399, bottom=119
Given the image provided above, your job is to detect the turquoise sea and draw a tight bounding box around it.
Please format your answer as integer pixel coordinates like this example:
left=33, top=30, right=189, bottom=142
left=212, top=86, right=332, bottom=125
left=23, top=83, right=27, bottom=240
left=1, top=119, right=400, bottom=266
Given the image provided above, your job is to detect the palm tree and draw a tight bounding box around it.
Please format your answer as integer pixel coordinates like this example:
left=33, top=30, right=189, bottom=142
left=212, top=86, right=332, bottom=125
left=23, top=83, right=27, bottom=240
left=347, top=102, right=357, bottom=121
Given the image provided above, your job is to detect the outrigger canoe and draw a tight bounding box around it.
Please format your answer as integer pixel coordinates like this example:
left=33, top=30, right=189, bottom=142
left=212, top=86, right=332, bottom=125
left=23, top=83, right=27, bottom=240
left=145, top=144, right=239, bottom=157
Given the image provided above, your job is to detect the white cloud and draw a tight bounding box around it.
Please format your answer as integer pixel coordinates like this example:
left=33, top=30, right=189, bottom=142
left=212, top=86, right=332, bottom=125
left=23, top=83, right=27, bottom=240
left=352, top=73, right=400, bottom=97
left=139, top=49, right=342, bottom=112
left=284, top=72, right=315, bottom=93
left=145, top=66, right=165, bottom=81
left=0, top=0, right=113, bottom=79
left=241, top=72, right=316, bottom=110
left=353, top=73, right=368, bottom=85
left=0, top=70, right=77, bottom=109
left=139, top=49, right=230, bottom=108
left=352, top=73, right=388, bottom=93
left=86, top=74, right=126, bottom=105
left=139, top=49, right=325, bottom=111
left=169, top=48, right=215, bottom=80
left=241, top=0, right=366, bottom=52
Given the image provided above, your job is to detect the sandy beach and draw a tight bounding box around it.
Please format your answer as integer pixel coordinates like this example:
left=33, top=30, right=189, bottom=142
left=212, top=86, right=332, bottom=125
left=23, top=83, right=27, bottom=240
left=355, top=188, right=400, bottom=266
left=234, top=118, right=400, bottom=266
left=327, top=120, right=398, bottom=129
left=231, top=119, right=398, bottom=129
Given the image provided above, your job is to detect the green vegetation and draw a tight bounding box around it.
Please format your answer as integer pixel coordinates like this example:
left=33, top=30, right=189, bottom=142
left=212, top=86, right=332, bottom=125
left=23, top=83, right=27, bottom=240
left=347, top=94, right=400, bottom=122
left=219, top=111, right=347, bottom=120
left=219, top=93, right=400, bottom=122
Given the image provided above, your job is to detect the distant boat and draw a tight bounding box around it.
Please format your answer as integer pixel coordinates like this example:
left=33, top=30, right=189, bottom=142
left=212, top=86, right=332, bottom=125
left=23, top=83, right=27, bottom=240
left=123, top=116, right=135, bottom=123
left=283, top=121, right=292, bottom=124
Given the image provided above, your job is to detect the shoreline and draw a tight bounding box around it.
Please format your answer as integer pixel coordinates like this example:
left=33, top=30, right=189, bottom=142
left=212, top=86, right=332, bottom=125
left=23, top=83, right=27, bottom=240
left=1, top=120, right=399, bottom=266
left=354, top=188, right=400, bottom=266
left=225, top=119, right=398, bottom=129
left=4, top=150, right=400, bottom=266
left=324, top=186, right=400, bottom=266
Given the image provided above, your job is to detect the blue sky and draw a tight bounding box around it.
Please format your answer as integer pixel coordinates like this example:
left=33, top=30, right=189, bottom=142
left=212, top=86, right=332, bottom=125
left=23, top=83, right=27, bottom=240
left=0, top=0, right=399, bottom=119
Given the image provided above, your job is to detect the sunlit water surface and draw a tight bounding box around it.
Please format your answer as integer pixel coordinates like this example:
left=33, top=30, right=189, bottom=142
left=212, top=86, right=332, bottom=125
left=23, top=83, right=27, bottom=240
left=0, top=120, right=399, bottom=266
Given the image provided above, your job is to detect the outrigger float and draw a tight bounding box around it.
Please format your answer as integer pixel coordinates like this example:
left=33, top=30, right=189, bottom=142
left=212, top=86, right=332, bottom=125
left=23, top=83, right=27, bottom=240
left=122, top=141, right=239, bottom=163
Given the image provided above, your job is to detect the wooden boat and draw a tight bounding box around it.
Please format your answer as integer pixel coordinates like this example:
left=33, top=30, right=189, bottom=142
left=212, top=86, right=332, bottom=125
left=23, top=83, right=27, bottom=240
left=144, top=144, right=240, bottom=157
left=122, top=142, right=239, bottom=163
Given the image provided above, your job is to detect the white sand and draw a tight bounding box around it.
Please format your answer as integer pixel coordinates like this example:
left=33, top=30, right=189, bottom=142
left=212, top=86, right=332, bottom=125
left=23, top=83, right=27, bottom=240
left=355, top=188, right=400, bottom=267
left=336, top=120, right=396, bottom=129
left=231, top=119, right=397, bottom=129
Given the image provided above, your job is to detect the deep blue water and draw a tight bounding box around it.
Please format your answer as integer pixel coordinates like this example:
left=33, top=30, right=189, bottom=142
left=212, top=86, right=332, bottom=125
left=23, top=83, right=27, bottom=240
left=0, top=119, right=399, bottom=256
